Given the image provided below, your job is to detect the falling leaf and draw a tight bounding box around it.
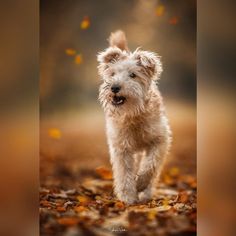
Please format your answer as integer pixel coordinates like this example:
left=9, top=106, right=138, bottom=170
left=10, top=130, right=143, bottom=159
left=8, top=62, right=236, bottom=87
left=65, top=49, right=76, bottom=56
left=156, top=5, right=165, bottom=17
left=75, top=54, right=83, bottom=65
left=48, top=128, right=61, bottom=139
left=80, top=16, right=90, bottom=30
left=169, top=16, right=179, bottom=25
left=169, top=167, right=180, bottom=177
left=57, top=217, right=79, bottom=226
left=95, top=166, right=113, bottom=180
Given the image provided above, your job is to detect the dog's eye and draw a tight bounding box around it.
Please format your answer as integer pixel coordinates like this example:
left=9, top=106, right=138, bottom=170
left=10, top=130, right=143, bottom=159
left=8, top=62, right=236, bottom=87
left=111, top=72, right=115, bottom=77
left=129, top=73, right=136, bottom=78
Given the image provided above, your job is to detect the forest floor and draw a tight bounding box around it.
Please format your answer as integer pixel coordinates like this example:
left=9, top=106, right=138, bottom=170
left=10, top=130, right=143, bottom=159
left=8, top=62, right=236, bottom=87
left=40, top=101, right=196, bottom=236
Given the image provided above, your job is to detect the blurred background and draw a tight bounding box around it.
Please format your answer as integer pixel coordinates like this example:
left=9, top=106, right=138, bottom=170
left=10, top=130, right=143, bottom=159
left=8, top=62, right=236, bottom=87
left=40, top=0, right=196, bottom=179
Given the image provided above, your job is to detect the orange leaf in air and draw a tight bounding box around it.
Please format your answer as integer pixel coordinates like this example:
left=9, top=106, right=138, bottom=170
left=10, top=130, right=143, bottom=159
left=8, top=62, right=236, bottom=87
left=75, top=54, right=83, bottom=65
left=169, top=16, right=179, bottom=25
left=57, top=217, right=79, bottom=226
left=80, top=16, right=90, bottom=30
left=65, top=48, right=76, bottom=56
left=156, top=5, right=165, bottom=17
left=48, top=128, right=61, bottom=139
left=95, top=166, right=113, bottom=180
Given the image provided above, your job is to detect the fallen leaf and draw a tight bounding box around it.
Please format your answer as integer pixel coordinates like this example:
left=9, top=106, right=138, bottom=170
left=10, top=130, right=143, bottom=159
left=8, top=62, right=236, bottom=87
left=75, top=54, right=83, bottom=65
left=169, top=167, right=180, bottom=177
left=115, top=201, right=125, bottom=209
left=156, top=5, right=165, bottom=17
left=80, top=16, right=90, bottom=30
left=174, top=203, right=192, bottom=212
left=76, top=195, right=90, bottom=205
left=179, top=191, right=189, bottom=203
left=65, top=49, right=76, bottom=56
left=162, top=199, right=170, bottom=206
left=74, top=206, right=88, bottom=213
left=56, top=206, right=66, bottom=212
left=57, top=217, right=79, bottom=226
left=163, top=174, right=174, bottom=185
left=95, top=166, right=113, bottom=180
left=147, top=210, right=157, bottom=220
left=169, top=16, right=179, bottom=25
left=48, top=128, right=61, bottom=139
left=40, top=200, right=51, bottom=207
left=157, top=205, right=171, bottom=212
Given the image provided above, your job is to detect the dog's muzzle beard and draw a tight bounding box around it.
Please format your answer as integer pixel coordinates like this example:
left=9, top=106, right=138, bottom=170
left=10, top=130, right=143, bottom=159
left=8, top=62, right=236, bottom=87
left=112, top=95, right=126, bottom=106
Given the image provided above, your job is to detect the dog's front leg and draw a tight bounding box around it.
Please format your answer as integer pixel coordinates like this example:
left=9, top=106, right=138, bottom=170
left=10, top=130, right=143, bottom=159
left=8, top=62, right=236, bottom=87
left=110, top=147, right=138, bottom=204
left=137, top=141, right=168, bottom=202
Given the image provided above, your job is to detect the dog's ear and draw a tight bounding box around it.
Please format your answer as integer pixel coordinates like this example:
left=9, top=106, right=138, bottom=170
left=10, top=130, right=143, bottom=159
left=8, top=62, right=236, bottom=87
left=97, top=47, right=122, bottom=64
left=97, top=47, right=123, bottom=76
left=133, top=50, right=163, bottom=80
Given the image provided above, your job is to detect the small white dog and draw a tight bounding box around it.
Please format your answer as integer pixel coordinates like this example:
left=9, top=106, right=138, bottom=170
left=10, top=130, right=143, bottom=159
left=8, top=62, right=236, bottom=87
left=97, top=30, right=171, bottom=204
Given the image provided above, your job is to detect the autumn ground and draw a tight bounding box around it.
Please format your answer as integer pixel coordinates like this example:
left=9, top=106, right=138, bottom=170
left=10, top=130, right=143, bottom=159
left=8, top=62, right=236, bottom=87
left=40, top=101, right=196, bottom=236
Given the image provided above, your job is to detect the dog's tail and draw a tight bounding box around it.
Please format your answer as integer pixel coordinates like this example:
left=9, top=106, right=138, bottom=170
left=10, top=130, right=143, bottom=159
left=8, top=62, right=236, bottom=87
left=108, top=30, right=129, bottom=51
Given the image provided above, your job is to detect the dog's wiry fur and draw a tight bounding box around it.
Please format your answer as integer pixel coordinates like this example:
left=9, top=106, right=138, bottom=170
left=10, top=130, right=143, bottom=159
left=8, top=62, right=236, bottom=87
left=97, top=30, right=171, bottom=204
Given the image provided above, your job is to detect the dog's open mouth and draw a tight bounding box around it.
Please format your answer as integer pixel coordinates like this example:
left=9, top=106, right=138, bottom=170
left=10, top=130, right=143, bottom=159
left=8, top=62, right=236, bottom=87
left=112, top=96, right=126, bottom=106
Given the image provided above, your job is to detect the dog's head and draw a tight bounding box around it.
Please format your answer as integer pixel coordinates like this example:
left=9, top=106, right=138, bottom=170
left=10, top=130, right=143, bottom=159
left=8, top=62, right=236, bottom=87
left=97, top=46, right=162, bottom=116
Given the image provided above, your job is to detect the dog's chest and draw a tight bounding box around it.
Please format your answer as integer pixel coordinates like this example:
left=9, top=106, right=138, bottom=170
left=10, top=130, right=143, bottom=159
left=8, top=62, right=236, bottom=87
left=110, top=117, right=157, bottom=150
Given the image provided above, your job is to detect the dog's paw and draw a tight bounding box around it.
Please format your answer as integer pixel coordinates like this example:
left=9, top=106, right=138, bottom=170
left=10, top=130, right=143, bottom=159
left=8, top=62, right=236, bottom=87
left=117, top=193, right=138, bottom=205
left=138, top=187, right=153, bottom=203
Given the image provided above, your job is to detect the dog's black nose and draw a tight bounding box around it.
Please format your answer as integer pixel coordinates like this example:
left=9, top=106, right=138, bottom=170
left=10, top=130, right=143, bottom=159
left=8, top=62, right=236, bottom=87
left=111, top=85, right=121, bottom=93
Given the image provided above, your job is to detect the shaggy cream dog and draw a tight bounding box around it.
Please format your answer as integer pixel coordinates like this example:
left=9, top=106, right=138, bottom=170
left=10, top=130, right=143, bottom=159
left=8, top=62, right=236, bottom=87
left=97, top=30, right=171, bottom=204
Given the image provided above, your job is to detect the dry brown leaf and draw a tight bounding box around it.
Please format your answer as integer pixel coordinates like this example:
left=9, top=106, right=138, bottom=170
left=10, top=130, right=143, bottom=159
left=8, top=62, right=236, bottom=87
left=115, top=201, right=125, bottom=209
left=74, top=206, right=88, bottom=213
left=40, top=200, right=51, bottom=207
left=76, top=195, right=91, bottom=205
left=147, top=210, right=157, bottom=220
left=179, top=191, right=189, bottom=203
left=57, top=217, right=79, bottom=226
left=56, top=206, right=66, bottom=212
left=95, top=166, right=113, bottom=180
left=169, top=167, right=180, bottom=177
left=163, top=174, right=174, bottom=185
